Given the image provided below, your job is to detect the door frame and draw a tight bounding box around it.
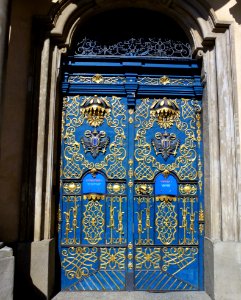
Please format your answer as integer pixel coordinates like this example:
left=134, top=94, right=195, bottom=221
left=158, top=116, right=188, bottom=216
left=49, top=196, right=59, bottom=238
left=19, top=2, right=241, bottom=298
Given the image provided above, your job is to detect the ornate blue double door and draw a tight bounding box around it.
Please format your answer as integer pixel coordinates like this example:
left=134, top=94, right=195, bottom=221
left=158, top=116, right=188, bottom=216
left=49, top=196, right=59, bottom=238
left=59, top=58, right=204, bottom=292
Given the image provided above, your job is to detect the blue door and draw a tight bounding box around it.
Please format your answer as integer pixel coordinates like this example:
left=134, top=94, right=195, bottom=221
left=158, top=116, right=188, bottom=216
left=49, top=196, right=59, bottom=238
left=58, top=59, right=204, bottom=291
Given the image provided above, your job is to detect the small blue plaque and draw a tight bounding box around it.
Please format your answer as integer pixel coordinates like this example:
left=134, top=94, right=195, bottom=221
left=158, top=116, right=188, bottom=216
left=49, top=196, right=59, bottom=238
left=82, top=173, right=106, bottom=194
left=155, top=173, right=178, bottom=196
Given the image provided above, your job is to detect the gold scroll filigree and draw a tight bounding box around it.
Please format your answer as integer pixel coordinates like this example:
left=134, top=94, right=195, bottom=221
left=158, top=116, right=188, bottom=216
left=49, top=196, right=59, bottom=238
left=135, top=247, right=161, bottom=269
left=179, top=184, right=197, bottom=195
left=100, top=248, right=125, bottom=270
left=83, top=201, right=105, bottom=244
left=137, top=76, right=194, bottom=86
left=162, top=247, right=198, bottom=275
left=134, top=98, right=198, bottom=181
left=68, top=74, right=126, bottom=84
left=107, top=183, right=125, bottom=194
left=62, top=247, right=98, bottom=279
left=63, top=182, right=81, bottom=194
left=62, top=95, right=127, bottom=179
left=155, top=201, right=177, bottom=244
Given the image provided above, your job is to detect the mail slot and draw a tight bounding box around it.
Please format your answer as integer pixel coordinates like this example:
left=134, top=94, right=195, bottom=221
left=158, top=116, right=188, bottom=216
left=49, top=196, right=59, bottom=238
left=155, top=173, right=177, bottom=196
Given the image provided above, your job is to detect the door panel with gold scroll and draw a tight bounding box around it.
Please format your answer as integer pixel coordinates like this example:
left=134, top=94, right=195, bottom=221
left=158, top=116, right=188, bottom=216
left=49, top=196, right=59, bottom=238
left=58, top=66, right=204, bottom=291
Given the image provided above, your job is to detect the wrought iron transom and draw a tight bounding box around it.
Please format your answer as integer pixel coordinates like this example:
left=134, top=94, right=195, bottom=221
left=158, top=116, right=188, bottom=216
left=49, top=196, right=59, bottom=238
left=74, top=38, right=192, bottom=59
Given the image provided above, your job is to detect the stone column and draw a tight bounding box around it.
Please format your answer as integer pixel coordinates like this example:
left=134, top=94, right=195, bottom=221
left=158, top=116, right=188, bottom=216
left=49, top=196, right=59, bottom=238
left=0, top=0, right=9, bottom=117
left=0, top=244, right=14, bottom=300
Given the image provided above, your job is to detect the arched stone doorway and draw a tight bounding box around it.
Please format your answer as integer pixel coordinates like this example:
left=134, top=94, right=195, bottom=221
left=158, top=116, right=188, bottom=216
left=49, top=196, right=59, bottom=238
left=58, top=7, right=204, bottom=292
left=26, top=1, right=241, bottom=299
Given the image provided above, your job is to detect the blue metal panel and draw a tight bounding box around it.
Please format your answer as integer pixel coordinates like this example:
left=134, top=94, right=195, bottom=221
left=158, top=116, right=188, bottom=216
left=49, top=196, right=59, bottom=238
left=59, top=59, right=204, bottom=291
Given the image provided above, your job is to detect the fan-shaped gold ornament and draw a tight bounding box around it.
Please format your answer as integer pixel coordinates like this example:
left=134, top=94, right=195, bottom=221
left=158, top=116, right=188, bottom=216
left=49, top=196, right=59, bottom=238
left=150, top=97, right=180, bottom=129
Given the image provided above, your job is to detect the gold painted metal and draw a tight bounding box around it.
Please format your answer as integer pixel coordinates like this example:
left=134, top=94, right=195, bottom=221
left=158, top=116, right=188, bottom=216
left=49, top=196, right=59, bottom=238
left=155, top=201, right=177, bottom=244
left=128, top=167, right=134, bottom=177
left=135, top=184, right=153, bottom=195
left=162, top=169, right=170, bottom=178
left=128, top=253, right=133, bottom=260
left=129, top=117, right=134, bottom=124
left=159, top=75, right=170, bottom=85
left=136, top=210, right=143, bottom=245
left=156, top=195, right=176, bottom=202
left=137, top=76, right=194, bottom=86
left=162, top=247, right=198, bottom=275
left=72, top=197, right=79, bottom=244
left=68, top=75, right=126, bottom=84
left=62, top=247, right=98, bottom=279
left=113, top=184, right=121, bottom=193
left=128, top=181, right=133, bottom=188
left=134, top=98, right=199, bottom=181
left=135, top=247, right=161, bottom=269
left=189, top=198, right=196, bottom=244
left=196, top=113, right=201, bottom=147
left=83, top=201, right=105, bottom=245
left=199, top=203, right=204, bottom=222
left=128, top=159, right=133, bottom=166
left=199, top=224, right=204, bottom=235
left=179, top=184, right=197, bottom=195
left=83, top=193, right=105, bottom=201
left=67, top=182, right=76, bottom=192
left=128, top=262, right=133, bottom=269
left=135, top=196, right=154, bottom=245
left=107, top=183, right=125, bottom=194
left=150, top=97, right=180, bottom=129
left=80, top=95, right=111, bottom=127
left=58, top=205, right=62, bottom=232
left=128, top=242, right=133, bottom=250
left=117, top=196, right=124, bottom=243
left=100, top=248, right=125, bottom=270
left=63, top=210, right=72, bottom=244
left=63, top=182, right=81, bottom=194
left=198, top=156, right=203, bottom=192
left=145, top=197, right=152, bottom=244
left=107, top=197, right=116, bottom=244
left=92, top=74, right=104, bottom=83
left=180, top=197, right=188, bottom=244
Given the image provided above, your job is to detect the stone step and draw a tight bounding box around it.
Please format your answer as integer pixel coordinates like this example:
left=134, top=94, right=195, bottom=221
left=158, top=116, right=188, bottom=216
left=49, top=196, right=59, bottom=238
left=52, top=291, right=212, bottom=300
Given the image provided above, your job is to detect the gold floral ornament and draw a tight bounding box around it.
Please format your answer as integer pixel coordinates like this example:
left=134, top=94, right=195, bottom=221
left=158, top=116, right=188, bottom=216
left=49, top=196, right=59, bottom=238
left=150, top=97, right=180, bottom=129
left=159, top=75, right=170, bottom=85
left=80, top=95, right=111, bottom=127
left=92, top=74, right=104, bottom=84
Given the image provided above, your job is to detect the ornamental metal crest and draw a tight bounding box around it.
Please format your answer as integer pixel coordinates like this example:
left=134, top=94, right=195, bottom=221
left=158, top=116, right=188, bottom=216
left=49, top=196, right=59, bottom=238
left=75, top=38, right=192, bottom=58
left=152, top=131, right=180, bottom=160
left=81, top=129, right=110, bottom=158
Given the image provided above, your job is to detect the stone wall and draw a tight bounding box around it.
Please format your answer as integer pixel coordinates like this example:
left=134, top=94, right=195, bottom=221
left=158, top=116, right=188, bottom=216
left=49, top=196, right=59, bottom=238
left=0, top=0, right=240, bottom=299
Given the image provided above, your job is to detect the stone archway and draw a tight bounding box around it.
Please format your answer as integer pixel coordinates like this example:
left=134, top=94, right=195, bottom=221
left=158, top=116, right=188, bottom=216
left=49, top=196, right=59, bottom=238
left=28, top=1, right=241, bottom=299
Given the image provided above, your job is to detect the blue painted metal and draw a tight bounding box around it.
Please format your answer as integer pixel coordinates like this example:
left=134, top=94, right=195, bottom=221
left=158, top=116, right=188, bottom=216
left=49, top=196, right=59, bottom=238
left=82, top=173, right=106, bottom=195
left=155, top=174, right=178, bottom=196
left=59, top=56, right=204, bottom=292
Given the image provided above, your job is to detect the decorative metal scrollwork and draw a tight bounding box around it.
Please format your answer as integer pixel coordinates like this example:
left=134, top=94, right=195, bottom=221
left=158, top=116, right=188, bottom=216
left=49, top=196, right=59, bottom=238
left=75, top=38, right=192, bottom=58
left=150, top=97, right=180, bottom=129
left=81, top=129, right=110, bottom=158
left=80, top=95, right=111, bottom=127
left=152, top=131, right=180, bottom=160
left=155, top=201, right=177, bottom=244
left=135, top=184, right=153, bottom=195
left=83, top=201, right=105, bottom=245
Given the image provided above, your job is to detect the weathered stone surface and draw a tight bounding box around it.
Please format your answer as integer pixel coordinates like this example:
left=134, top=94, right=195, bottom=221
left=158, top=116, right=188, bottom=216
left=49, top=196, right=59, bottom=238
left=0, top=247, right=14, bottom=300
left=53, top=291, right=211, bottom=300
left=205, top=239, right=241, bottom=300
left=31, top=239, right=55, bottom=300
